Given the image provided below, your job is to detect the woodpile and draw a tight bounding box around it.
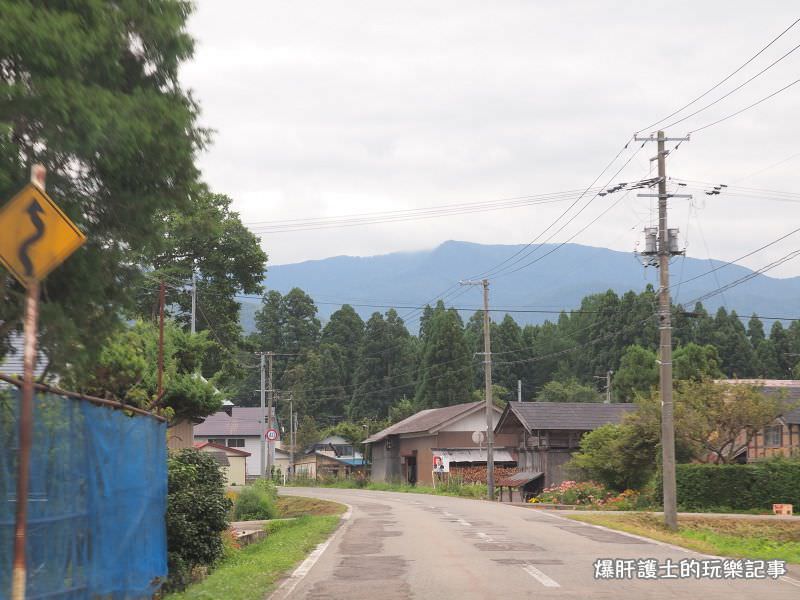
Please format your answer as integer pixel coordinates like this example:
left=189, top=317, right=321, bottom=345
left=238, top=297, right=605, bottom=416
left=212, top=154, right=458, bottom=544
left=449, top=465, right=519, bottom=484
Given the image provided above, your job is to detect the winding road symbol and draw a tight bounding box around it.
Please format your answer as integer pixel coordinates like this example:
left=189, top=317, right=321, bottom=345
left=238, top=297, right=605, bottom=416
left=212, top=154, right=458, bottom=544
left=18, top=199, right=46, bottom=277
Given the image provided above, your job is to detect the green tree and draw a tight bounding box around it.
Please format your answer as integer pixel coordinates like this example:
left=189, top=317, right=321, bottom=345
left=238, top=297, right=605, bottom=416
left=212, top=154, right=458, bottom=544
left=321, top=304, right=365, bottom=388
left=536, top=379, right=601, bottom=403
left=415, top=307, right=472, bottom=408
left=66, top=320, right=221, bottom=421
left=712, top=308, right=755, bottom=377
left=0, top=1, right=205, bottom=372
left=613, top=345, right=658, bottom=402
left=567, top=423, right=657, bottom=491
left=349, top=310, right=415, bottom=420
left=673, top=343, right=723, bottom=382
left=284, top=344, right=347, bottom=420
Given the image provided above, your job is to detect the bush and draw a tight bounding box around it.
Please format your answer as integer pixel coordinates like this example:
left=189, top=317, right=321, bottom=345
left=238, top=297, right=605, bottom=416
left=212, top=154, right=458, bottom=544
left=675, top=459, right=800, bottom=511
left=233, top=484, right=277, bottom=521
left=536, top=480, right=613, bottom=506
left=166, top=449, right=231, bottom=591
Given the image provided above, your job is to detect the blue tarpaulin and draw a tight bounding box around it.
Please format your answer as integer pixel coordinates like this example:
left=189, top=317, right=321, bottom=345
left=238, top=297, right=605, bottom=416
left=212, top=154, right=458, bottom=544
left=0, top=389, right=168, bottom=599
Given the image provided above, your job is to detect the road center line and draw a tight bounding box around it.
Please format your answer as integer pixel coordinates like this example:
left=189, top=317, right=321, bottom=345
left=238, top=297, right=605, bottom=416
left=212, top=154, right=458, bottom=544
left=522, top=564, right=561, bottom=588
left=456, top=518, right=471, bottom=527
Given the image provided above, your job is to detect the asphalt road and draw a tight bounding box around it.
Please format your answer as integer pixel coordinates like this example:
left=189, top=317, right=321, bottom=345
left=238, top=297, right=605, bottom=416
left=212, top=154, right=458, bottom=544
left=271, top=487, right=800, bottom=600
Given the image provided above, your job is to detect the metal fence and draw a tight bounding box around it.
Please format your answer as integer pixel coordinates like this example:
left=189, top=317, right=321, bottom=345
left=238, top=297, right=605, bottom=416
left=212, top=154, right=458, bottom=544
left=1, top=381, right=168, bottom=599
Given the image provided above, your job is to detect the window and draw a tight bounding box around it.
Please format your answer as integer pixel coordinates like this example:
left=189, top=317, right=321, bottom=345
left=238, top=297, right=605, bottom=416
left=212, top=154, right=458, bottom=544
left=227, top=438, right=245, bottom=448
left=764, top=425, right=783, bottom=448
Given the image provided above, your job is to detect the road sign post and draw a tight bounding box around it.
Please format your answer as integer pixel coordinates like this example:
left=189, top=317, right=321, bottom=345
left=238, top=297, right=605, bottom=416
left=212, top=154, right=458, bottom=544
left=2, top=167, right=86, bottom=600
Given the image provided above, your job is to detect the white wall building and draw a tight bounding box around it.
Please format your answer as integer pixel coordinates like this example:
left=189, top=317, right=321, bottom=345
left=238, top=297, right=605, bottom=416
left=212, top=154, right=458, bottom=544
left=194, top=407, right=282, bottom=476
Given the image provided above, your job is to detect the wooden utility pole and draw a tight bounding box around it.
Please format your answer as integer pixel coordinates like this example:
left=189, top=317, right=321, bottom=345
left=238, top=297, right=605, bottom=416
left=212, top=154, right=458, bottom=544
left=157, top=280, right=165, bottom=398
left=259, top=352, right=266, bottom=478
left=289, top=395, right=294, bottom=481
left=266, top=350, right=274, bottom=476
left=460, top=278, right=495, bottom=500
left=635, top=129, right=690, bottom=531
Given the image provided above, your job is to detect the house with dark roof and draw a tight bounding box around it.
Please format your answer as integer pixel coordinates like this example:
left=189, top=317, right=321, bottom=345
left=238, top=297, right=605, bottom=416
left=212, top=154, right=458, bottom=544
left=194, top=407, right=281, bottom=476
left=363, top=401, right=517, bottom=486
left=494, top=401, right=636, bottom=492
left=723, top=380, right=800, bottom=462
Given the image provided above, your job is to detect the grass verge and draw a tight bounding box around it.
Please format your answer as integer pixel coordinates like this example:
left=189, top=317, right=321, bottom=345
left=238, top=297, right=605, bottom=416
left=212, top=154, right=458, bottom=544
left=566, top=512, right=800, bottom=564
left=276, top=495, right=346, bottom=518
left=288, top=479, right=489, bottom=499
left=165, top=515, right=340, bottom=600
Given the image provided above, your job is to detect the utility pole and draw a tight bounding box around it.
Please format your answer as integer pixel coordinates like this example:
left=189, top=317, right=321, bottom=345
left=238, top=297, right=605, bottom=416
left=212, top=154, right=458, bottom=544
left=266, top=351, right=274, bottom=477
left=190, top=269, right=196, bottom=335
left=157, top=280, right=165, bottom=398
left=259, top=352, right=266, bottom=478
left=517, top=379, right=522, bottom=402
left=605, top=370, right=613, bottom=404
left=460, top=278, right=495, bottom=500
left=635, top=129, right=689, bottom=531
left=289, top=395, right=294, bottom=481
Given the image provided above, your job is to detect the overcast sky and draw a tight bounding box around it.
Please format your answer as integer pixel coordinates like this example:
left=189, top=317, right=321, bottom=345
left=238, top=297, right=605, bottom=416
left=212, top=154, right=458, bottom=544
left=180, top=2, right=800, bottom=279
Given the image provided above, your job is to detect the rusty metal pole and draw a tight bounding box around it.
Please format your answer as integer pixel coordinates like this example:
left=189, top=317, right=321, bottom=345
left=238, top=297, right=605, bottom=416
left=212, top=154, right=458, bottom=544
left=12, top=165, right=46, bottom=600
left=157, top=280, right=165, bottom=398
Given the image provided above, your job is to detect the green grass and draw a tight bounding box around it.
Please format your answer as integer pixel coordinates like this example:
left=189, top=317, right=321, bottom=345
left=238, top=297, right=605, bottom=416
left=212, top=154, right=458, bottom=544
left=276, top=495, right=346, bottom=518
left=164, top=516, right=340, bottom=600
left=567, top=513, right=800, bottom=564
left=288, top=479, right=490, bottom=499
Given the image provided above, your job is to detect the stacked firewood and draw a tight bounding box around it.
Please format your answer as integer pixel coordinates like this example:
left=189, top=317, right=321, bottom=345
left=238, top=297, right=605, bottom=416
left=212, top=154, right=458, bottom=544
left=449, top=465, right=519, bottom=484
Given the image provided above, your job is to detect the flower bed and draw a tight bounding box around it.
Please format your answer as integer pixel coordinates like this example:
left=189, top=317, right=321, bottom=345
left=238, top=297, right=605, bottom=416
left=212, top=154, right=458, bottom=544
left=529, top=480, right=642, bottom=510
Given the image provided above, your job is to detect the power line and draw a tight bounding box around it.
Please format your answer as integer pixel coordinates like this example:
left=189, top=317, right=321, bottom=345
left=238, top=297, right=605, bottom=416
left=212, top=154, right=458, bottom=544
left=660, top=41, right=800, bottom=131
left=688, top=77, right=800, bottom=134
left=637, top=16, right=800, bottom=133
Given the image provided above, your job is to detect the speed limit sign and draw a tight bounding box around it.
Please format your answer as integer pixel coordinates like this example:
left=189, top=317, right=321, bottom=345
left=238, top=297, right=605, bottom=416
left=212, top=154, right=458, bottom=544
left=265, top=428, right=278, bottom=441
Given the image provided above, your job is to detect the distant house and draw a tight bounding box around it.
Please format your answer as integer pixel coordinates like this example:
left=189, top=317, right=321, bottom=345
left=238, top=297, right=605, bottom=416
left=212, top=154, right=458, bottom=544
left=194, top=407, right=280, bottom=476
left=494, top=401, right=636, bottom=492
left=722, top=380, right=800, bottom=462
left=194, top=441, right=251, bottom=487
left=293, top=435, right=366, bottom=480
left=363, top=401, right=517, bottom=486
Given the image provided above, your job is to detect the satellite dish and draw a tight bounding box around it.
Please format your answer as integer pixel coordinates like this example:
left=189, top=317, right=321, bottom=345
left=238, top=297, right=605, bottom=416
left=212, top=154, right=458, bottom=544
left=471, top=431, right=486, bottom=445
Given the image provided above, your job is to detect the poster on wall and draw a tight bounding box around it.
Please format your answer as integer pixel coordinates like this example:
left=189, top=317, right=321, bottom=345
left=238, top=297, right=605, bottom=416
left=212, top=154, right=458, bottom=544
left=432, top=454, right=450, bottom=473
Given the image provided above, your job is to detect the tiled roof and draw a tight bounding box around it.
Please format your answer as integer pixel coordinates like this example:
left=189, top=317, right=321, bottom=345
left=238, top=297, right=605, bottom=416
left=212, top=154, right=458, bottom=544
left=719, top=379, right=800, bottom=425
left=364, top=401, right=488, bottom=444
left=194, top=407, right=278, bottom=437
left=194, top=441, right=251, bottom=457
left=504, top=401, right=636, bottom=431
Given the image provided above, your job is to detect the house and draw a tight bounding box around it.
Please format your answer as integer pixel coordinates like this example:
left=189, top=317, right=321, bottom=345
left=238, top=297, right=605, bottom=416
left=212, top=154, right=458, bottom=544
left=363, top=401, right=517, bottom=486
left=194, top=406, right=280, bottom=476
left=723, top=380, right=800, bottom=462
left=494, top=401, right=636, bottom=492
left=194, top=441, right=250, bottom=487
left=291, top=435, right=366, bottom=480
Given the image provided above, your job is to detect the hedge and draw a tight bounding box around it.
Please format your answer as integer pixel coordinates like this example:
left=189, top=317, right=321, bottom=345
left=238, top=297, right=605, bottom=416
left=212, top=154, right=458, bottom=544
left=675, top=460, right=800, bottom=511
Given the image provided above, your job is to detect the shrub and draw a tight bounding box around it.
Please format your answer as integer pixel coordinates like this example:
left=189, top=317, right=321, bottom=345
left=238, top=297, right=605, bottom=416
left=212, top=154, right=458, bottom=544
left=675, top=458, right=800, bottom=511
left=166, top=449, right=231, bottom=591
left=536, top=480, right=613, bottom=506
left=233, top=485, right=277, bottom=521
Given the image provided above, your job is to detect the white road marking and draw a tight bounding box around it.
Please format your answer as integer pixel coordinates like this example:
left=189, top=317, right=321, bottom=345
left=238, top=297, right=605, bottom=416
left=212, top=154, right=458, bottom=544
left=780, top=576, right=800, bottom=588
left=522, top=564, right=560, bottom=588
left=456, top=518, right=472, bottom=527
left=442, top=511, right=454, bottom=517
left=269, top=506, right=352, bottom=600
left=476, top=532, right=493, bottom=542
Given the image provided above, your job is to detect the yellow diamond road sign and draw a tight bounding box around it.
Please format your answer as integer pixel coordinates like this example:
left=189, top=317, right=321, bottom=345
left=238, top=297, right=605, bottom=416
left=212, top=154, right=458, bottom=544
left=0, top=183, right=86, bottom=285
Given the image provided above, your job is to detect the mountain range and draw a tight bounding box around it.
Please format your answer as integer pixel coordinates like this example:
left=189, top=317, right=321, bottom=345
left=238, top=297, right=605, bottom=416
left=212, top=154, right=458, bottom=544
left=240, top=240, right=800, bottom=333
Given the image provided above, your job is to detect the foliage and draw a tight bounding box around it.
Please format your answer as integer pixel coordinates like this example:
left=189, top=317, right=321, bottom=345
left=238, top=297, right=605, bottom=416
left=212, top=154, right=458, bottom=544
left=233, top=484, right=276, bottom=521
left=674, top=459, right=800, bottom=511
left=166, top=449, right=231, bottom=591
left=567, top=423, right=658, bottom=491
left=349, top=309, right=415, bottom=420
left=0, top=0, right=205, bottom=373
left=536, top=378, right=601, bottom=403
left=613, top=345, right=658, bottom=402
left=673, top=380, right=788, bottom=463
left=65, top=320, right=222, bottom=421
left=535, top=480, right=613, bottom=506
left=415, top=302, right=473, bottom=408
left=320, top=304, right=365, bottom=388
left=163, top=515, right=340, bottom=600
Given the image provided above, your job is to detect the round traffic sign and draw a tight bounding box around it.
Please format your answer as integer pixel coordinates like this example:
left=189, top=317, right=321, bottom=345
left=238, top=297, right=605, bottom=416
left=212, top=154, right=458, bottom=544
left=265, top=428, right=278, bottom=441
